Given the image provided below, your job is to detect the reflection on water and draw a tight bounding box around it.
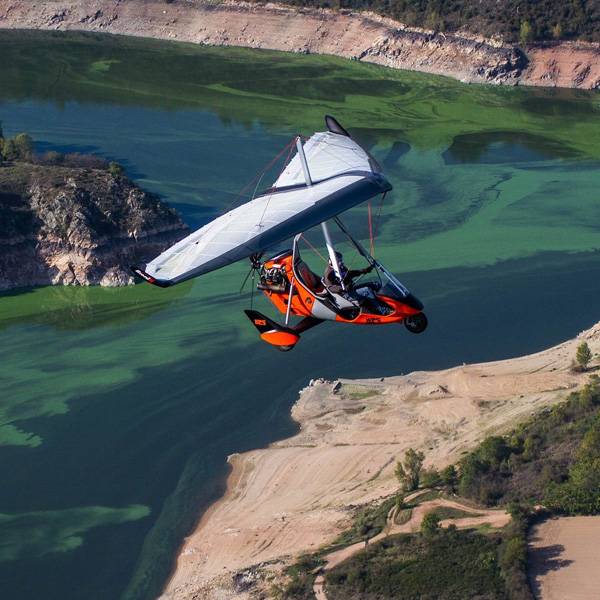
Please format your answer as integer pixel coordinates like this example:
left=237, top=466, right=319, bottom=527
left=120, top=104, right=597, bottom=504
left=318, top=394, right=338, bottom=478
left=1, top=30, right=600, bottom=600
left=0, top=283, right=193, bottom=330
left=443, top=131, right=580, bottom=164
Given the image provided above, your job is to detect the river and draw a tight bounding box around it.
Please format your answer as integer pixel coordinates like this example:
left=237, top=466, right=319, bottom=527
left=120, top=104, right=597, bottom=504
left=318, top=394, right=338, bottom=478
left=0, top=30, right=599, bottom=600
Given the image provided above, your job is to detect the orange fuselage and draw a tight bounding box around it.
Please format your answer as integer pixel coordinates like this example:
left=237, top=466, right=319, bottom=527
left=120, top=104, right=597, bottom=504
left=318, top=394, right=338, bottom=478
left=261, top=253, right=420, bottom=325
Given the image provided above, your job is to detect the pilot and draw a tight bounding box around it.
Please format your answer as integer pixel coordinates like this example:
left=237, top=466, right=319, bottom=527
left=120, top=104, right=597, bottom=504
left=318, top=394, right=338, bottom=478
left=323, top=251, right=373, bottom=295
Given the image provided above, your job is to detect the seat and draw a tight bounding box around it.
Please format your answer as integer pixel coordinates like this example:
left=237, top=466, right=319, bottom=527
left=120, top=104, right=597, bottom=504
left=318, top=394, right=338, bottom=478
left=295, top=260, right=325, bottom=294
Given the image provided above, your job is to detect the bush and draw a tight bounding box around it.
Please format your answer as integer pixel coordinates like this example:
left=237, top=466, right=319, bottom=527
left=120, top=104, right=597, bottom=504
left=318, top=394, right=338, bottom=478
left=108, top=161, right=124, bottom=177
left=440, top=465, right=458, bottom=492
left=13, top=133, right=33, bottom=160
left=421, top=468, right=442, bottom=488
left=519, top=20, right=533, bottom=45
left=3, top=138, right=19, bottom=160
left=420, top=511, right=441, bottom=536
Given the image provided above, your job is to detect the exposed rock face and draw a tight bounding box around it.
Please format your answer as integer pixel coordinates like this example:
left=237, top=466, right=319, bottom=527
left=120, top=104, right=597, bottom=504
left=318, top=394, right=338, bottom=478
left=0, top=0, right=598, bottom=88
left=0, top=163, right=188, bottom=290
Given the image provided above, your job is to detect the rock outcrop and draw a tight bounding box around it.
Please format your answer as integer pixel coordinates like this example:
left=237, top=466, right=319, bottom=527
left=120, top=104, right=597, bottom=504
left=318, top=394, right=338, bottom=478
left=1, top=0, right=599, bottom=88
left=0, top=162, right=188, bottom=290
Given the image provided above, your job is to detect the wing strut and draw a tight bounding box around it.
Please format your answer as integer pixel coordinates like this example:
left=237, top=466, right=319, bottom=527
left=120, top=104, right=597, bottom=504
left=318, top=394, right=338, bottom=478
left=295, top=135, right=345, bottom=289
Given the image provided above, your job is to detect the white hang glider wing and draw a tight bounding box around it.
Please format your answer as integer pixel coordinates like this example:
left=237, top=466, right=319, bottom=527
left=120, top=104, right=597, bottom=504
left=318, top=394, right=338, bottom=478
left=133, top=116, right=392, bottom=287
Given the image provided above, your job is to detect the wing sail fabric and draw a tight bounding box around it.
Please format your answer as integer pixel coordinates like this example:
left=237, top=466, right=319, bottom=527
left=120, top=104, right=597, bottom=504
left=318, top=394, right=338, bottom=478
left=273, top=132, right=375, bottom=189
left=142, top=129, right=391, bottom=286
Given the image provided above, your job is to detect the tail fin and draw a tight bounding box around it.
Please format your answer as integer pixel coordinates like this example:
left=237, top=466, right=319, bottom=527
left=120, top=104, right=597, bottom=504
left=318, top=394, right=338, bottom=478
left=244, top=310, right=300, bottom=352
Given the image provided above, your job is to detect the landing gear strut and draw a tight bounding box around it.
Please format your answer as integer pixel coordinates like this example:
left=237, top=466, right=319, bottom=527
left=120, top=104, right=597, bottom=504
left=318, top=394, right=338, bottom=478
left=404, top=313, right=428, bottom=334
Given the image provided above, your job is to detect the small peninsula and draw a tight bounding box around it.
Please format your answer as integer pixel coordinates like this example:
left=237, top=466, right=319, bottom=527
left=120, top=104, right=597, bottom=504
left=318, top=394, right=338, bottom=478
left=0, top=128, right=188, bottom=290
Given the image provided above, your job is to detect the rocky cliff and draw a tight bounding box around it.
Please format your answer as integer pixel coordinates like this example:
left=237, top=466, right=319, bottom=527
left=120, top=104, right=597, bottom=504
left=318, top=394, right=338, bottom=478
left=1, top=0, right=599, bottom=88
left=0, top=162, right=188, bottom=290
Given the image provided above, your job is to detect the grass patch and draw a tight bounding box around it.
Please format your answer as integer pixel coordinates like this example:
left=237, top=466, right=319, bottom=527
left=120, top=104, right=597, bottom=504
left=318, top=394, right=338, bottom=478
left=394, top=507, right=413, bottom=525
left=341, top=384, right=381, bottom=401
left=410, top=489, right=442, bottom=503
left=430, top=506, right=483, bottom=520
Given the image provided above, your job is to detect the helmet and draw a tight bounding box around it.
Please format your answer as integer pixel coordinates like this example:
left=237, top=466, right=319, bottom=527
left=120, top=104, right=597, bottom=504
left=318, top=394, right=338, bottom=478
left=329, top=251, right=344, bottom=266
left=329, top=251, right=346, bottom=273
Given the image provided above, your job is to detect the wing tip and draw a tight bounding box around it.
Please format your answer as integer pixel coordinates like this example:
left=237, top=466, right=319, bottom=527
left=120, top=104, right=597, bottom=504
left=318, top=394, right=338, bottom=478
left=130, top=266, right=172, bottom=288
left=325, top=115, right=351, bottom=138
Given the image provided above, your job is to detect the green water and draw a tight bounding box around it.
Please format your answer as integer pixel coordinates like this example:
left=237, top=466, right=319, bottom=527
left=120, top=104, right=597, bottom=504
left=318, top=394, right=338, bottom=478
left=1, top=30, right=599, bottom=600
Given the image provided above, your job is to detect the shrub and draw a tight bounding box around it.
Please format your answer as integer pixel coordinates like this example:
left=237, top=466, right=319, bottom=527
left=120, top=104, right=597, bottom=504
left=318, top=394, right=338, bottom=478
left=576, top=342, right=593, bottom=371
left=519, top=20, right=533, bottom=44
left=440, top=464, right=458, bottom=492
left=109, top=161, right=124, bottom=177
left=421, top=467, right=442, bottom=488
left=13, top=133, right=33, bottom=160
left=420, top=511, right=441, bottom=536
left=1, top=138, right=18, bottom=160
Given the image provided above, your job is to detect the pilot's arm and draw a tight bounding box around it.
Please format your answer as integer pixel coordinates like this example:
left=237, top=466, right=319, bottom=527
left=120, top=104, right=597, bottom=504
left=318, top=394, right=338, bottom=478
left=347, top=264, right=374, bottom=279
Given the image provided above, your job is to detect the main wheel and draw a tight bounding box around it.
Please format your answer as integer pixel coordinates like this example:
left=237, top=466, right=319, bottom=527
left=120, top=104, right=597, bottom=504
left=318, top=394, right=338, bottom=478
left=277, top=345, right=295, bottom=352
left=404, top=312, right=428, bottom=334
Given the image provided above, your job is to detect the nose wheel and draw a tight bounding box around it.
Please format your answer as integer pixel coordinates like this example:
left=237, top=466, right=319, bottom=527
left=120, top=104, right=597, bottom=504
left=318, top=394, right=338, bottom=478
left=404, top=313, right=428, bottom=334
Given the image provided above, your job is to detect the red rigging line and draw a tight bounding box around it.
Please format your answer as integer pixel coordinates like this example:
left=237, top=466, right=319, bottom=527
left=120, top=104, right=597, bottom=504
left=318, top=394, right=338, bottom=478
left=372, top=191, right=387, bottom=242
left=367, top=200, right=375, bottom=258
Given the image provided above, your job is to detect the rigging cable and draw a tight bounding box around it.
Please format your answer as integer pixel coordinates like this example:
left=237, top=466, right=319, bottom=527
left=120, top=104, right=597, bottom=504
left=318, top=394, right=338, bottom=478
left=372, top=191, right=387, bottom=242
left=367, top=201, right=375, bottom=258
left=299, top=234, right=327, bottom=262
left=256, top=137, right=297, bottom=228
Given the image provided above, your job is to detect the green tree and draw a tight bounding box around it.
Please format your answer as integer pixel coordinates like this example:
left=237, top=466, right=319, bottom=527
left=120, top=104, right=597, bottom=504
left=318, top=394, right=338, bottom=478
left=440, top=464, right=458, bottom=491
left=395, top=448, right=425, bottom=491
left=108, top=161, right=124, bottom=177
left=420, top=511, right=441, bottom=537
left=421, top=468, right=442, bottom=488
left=500, top=536, right=527, bottom=570
left=1, top=138, right=18, bottom=160
left=576, top=342, right=593, bottom=371
left=520, top=20, right=533, bottom=44
left=13, top=133, right=33, bottom=160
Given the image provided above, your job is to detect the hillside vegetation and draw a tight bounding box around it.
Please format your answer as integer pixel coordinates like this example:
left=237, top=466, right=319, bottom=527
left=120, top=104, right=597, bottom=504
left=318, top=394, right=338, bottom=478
left=267, top=0, right=600, bottom=42
left=457, top=375, right=600, bottom=513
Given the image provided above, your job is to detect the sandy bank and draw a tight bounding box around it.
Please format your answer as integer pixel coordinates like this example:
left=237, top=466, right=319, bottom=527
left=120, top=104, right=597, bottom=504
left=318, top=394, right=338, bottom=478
left=162, top=321, right=600, bottom=599
left=1, top=0, right=599, bottom=89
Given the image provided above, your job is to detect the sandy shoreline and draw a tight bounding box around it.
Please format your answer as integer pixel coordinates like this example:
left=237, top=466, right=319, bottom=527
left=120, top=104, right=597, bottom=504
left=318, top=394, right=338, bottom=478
left=161, top=321, right=600, bottom=599
left=1, top=0, right=600, bottom=89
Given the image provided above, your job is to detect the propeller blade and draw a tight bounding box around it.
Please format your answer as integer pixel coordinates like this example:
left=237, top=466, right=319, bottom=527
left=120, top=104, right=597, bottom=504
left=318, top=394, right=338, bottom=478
left=239, top=266, right=255, bottom=295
